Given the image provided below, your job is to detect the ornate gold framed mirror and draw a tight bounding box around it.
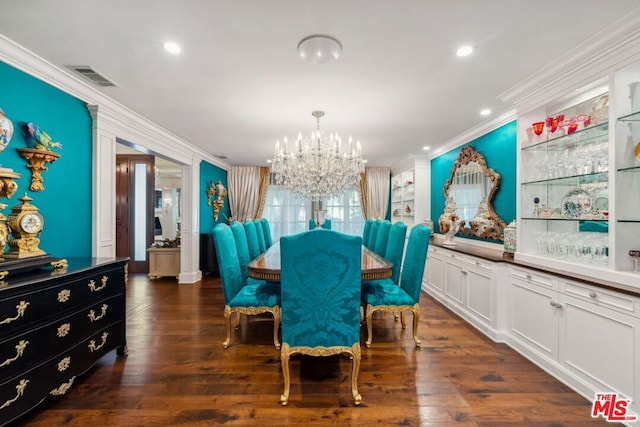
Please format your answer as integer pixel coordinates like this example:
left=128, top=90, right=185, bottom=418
left=438, top=146, right=507, bottom=241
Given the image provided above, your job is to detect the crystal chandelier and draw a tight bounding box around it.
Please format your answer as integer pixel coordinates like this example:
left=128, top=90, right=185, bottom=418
left=271, top=111, right=364, bottom=201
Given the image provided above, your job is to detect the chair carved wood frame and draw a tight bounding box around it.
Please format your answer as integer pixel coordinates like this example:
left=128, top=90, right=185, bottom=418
left=442, top=145, right=507, bottom=241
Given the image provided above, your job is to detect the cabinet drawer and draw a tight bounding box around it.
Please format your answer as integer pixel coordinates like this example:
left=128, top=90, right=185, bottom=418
left=561, top=279, right=638, bottom=317
left=0, top=267, right=124, bottom=338
left=0, top=322, right=124, bottom=426
left=510, top=266, right=557, bottom=290
left=0, top=293, right=124, bottom=378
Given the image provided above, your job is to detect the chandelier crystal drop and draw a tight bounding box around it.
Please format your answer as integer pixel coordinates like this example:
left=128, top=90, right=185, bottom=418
left=271, top=111, right=364, bottom=201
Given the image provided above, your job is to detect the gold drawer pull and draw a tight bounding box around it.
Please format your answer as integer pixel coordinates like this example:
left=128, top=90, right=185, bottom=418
left=0, top=301, right=30, bottom=325
left=57, top=289, right=71, bottom=303
left=57, top=323, right=71, bottom=337
left=87, top=304, right=108, bottom=322
left=57, top=356, right=71, bottom=372
left=0, top=340, right=29, bottom=368
left=88, top=332, right=109, bottom=352
left=0, top=379, right=29, bottom=409
left=88, top=276, right=109, bottom=292
left=50, top=376, right=75, bottom=396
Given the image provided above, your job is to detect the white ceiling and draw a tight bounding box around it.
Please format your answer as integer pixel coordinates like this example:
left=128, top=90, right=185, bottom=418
left=1, top=1, right=639, bottom=167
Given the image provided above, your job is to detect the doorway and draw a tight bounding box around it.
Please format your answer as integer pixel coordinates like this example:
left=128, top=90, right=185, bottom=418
left=116, top=154, right=155, bottom=273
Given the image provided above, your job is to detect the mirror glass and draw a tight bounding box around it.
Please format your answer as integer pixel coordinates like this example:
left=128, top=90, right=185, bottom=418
left=439, top=146, right=507, bottom=241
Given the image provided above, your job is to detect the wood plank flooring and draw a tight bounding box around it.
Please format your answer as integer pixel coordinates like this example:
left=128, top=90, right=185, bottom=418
left=17, top=273, right=617, bottom=426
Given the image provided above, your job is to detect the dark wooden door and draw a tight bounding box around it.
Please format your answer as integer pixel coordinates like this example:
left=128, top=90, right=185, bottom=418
left=116, top=154, right=155, bottom=273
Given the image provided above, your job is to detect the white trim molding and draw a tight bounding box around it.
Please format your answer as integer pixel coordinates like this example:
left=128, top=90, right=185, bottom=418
left=499, top=7, right=640, bottom=112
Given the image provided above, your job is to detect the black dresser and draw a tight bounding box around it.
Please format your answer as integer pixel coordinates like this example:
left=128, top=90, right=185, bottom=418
left=0, top=257, right=128, bottom=426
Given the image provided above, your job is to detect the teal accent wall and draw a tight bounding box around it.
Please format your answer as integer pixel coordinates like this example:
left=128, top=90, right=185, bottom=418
left=200, top=161, right=229, bottom=233
left=431, top=121, right=517, bottom=240
left=0, top=62, right=92, bottom=257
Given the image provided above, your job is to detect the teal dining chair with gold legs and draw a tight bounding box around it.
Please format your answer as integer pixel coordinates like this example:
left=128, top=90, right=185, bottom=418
left=279, top=229, right=363, bottom=406
left=362, top=218, right=373, bottom=246
left=260, top=218, right=273, bottom=248
left=213, top=223, right=281, bottom=349
left=385, top=221, right=407, bottom=285
left=373, top=220, right=391, bottom=257
left=243, top=220, right=261, bottom=260
left=366, top=219, right=381, bottom=249
left=362, top=224, right=430, bottom=347
left=254, top=219, right=267, bottom=254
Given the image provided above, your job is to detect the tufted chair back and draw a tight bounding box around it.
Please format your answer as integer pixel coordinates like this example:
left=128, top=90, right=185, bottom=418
left=260, top=218, right=273, bottom=248
left=385, top=221, right=407, bottom=284
left=243, top=220, right=261, bottom=260
left=254, top=219, right=267, bottom=254
left=373, top=220, right=391, bottom=257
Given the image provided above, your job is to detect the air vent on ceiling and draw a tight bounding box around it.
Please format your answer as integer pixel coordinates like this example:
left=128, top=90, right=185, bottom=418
left=67, top=65, right=118, bottom=87
left=214, top=155, right=228, bottom=160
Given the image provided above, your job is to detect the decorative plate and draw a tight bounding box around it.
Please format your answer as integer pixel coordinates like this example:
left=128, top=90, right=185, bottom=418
left=561, top=188, right=592, bottom=218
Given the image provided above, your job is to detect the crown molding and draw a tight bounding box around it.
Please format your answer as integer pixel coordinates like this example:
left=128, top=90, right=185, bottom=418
left=390, top=154, right=428, bottom=175
left=499, top=7, right=640, bottom=112
left=429, top=108, right=516, bottom=159
left=0, top=35, right=230, bottom=171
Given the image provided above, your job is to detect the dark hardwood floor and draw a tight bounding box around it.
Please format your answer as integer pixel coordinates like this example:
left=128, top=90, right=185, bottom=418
left=17, top=273, right=616, bottom=426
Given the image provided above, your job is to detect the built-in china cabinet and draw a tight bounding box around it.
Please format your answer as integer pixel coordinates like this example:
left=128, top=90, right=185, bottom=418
left=391, top=156, right=430, bottom=229
left=516, top=59, right=640, bottom=289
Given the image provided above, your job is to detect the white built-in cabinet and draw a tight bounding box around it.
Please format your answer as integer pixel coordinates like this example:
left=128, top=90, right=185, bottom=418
left=390, top=156, right=430, bottom=229
left=424, top=244, right=640, bottom=419
left=516, top=56, right=640, bottom=289
left=424, top=246, right=503, bottom=340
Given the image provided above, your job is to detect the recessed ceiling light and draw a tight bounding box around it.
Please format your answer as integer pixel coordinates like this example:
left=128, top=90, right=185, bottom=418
left=363, top=159, right=368, bottom=164
left=423, top=146, right=431, bottom=151
left=456, top=45, right=474, bottom=57
left=163, top=41, right=181, bottom=54
left=480, top=109, right=491, bottom=116
left=266, top=159, right=272, bottom=163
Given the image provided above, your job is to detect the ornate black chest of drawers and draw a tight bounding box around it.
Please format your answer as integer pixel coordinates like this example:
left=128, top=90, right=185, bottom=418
left=0, top=258, right=128, bottom=426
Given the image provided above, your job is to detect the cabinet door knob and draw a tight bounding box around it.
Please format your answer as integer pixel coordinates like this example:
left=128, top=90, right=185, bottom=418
left=549, top=301, right=557, bottom=307
left=556, top=303, right=563, bottom=309
left=589, top=292, right=597, bottom=298
left=475, top=261, right=480, bottom=266
left=526, top=273, right=532, bottom=279
left=461, top=270, right=467, bottom=275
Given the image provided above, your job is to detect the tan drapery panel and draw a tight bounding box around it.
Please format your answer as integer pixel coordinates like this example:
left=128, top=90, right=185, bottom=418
left=228, top=166, right=261, bottom=222
left=254, top=167, right=270, bottom=218
left=358, top=170, right=369, bottom=219
left=364, top=167, right=391, bottom=219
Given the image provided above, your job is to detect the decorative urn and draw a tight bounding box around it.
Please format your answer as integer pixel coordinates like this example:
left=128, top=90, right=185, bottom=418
left=503, top=220, right=517, bottom=255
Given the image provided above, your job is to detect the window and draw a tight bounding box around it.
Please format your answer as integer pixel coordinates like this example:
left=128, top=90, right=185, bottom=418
left=263, top=184, right=364, bottom=241
left=262, top=185, right=310, bottom=242
left=325, top=187, right=364, bottom=236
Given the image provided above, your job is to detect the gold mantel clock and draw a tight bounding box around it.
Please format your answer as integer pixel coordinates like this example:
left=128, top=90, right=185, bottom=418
left=5, top=193, right=46, bottom=259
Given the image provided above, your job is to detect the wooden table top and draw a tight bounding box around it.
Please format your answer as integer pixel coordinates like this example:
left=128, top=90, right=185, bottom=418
left=248, top=241, right=393, bottom=282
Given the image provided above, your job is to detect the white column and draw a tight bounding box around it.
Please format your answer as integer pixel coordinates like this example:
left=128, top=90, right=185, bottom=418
left=88, top=105, right=117, bottom=258
left=178, top=157, right=202, bottom=284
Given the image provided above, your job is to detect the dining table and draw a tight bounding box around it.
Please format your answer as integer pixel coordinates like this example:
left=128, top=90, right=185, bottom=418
left=248, top=241, right=393, bottom=282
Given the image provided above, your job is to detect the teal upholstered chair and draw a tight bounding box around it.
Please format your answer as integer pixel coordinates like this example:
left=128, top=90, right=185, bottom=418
left=260, top=218, right=273, bottom=248
left=243, top=220, right=261, bottom=260
left=367, top=219, right=381, bottom=249
left=308, top=218, right=332, bottom=230
left=362, top=219, right=373, bottom=247
left=385, top=221, right=408, bottom=284
left=279, top=229, right=363, bottom=406
left=213, top=223, right=280, bottom=349
left=254, top=219, right=267, bottom=254
left=230, top=222, right=265, bottom=286
left=373, top=220, right=391, bottom=257
left=362, top=224, right=430, bottom=347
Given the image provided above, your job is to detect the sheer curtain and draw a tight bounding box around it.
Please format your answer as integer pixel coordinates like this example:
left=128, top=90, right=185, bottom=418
left=360, top=167, right=390, bottom=219
left=325, top=187, right=364, bottom=236
left=262, top=184, right=310, bottom=242
left=263, top=177, right=364, bottom=241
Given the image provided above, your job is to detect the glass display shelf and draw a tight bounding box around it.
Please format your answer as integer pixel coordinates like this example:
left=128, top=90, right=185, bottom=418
left=521, top=217, right=608, bottom=222
left=521, top=171, right=608, bottom=186
left=617, top=219, right=640, bottom=223
left=522, top=121, right=609, bottom=152
left=403, top=198, right=415, bottom=202
left=617, top=110, right=640, bottom=122
left=617, top=165, right=640, bottom=173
